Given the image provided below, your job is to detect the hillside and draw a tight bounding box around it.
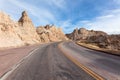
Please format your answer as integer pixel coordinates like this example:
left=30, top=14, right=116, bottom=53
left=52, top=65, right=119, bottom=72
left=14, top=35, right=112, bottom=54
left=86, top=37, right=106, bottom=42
left=66, top=28, right=120, bottom=50
left=36, top=25, right=68, bottom=42
left=0, top=11, right=68, bottom=48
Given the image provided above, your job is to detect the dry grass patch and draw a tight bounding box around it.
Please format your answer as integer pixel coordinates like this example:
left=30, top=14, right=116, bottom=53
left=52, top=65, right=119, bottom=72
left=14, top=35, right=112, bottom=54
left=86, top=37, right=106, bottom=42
left=76, top=42, right=120, bottom=56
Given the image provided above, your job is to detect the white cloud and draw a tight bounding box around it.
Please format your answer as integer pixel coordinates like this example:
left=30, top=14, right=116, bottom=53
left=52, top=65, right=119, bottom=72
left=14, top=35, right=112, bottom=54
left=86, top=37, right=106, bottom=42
left=50, top=0, right=66, bottom=9
left=79, top=9, right=120, bottom=34
left=0, top=0, right=66, bottom=25
left=113, top=0, right=120, bottom=4
left=1, top=0, right=120, bottom=34
left=57, top=20, right=76, bottom=33
left=11, top=0, right=55, bottom=19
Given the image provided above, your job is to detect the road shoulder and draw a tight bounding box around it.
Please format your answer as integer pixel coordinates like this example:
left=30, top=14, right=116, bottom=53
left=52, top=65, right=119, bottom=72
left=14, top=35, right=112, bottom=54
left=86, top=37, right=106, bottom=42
left=76, top=42, right=120, bottom=56
left=0, top=44, right=40, bottom=78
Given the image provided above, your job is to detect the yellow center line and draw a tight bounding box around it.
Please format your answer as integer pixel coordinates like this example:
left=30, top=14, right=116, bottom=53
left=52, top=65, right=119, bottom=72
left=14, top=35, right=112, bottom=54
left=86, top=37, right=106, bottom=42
left=58, top=42, right=105, bottom=80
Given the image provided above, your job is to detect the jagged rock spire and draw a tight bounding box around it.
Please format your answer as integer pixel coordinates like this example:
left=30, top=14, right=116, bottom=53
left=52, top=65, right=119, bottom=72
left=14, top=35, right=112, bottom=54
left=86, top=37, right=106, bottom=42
left=18, top=11, right=32, bottom=24
left=22, top=11, right=27, bottom=16
left=73, top=28, right=79, bottom=34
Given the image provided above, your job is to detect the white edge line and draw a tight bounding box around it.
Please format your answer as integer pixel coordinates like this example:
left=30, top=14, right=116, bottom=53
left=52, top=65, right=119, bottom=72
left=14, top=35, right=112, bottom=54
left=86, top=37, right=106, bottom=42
left=0, top=47, right=40, bottom=80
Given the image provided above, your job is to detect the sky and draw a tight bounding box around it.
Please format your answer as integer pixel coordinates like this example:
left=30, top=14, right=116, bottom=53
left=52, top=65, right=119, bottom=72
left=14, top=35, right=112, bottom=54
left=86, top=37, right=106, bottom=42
left=0, top=0, right=120, bottom=34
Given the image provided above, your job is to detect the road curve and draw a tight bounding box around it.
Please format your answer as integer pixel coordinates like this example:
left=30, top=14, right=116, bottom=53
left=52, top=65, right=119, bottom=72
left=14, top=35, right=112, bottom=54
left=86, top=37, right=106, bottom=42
left=3, top=42, right=95, bottom=80
left=62, top=41, right=120, bottom=80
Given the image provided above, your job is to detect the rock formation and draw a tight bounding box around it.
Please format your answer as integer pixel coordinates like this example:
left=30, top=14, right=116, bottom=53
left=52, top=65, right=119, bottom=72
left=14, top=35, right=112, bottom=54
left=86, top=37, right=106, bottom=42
left=16, top=11, right=40, bottom=44
left=36, top=25, right=68, bottom=42
left=0, top=11, right=40, bottom=48
left=0, top=11, right=24, bottom=48
left=66, top=28, right=120, bottom=50
left=66, top=28, right=107, bottom=41
left=107, top=35, right=120, bottom=50
left=0, top=11, right=68, bottom=48
left=86, top=34, right=120, bottom=50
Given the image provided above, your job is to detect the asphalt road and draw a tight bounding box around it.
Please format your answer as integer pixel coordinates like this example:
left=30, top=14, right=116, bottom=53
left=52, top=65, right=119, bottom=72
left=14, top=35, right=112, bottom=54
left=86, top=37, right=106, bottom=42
left=4, top=42, right=95, bottom=80
left=62, top=41, right=120, bottom=80
left=2, top=41, right=120, bottom=80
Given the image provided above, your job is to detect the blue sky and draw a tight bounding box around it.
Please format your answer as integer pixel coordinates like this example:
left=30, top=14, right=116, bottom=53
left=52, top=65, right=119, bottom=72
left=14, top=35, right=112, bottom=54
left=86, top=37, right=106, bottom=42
left=0, top=0, right=120, bottom=34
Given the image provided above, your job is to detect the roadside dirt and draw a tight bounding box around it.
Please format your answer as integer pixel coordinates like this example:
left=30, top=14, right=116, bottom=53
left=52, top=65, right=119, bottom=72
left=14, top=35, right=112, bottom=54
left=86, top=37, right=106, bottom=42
left=76, top=42, right=120, bottom=56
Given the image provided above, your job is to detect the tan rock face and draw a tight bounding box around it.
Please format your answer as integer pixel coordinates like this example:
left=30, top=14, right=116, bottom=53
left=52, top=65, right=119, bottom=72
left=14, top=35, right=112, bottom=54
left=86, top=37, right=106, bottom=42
left=0, top=11, right=68, bottom=48
left=66, top=28, right=107, bottom=41
left=16, top=11, right=40, bottom=44
left=66, top=28, right=120, bottom=50
left=0, top=11, right=40, bottom=48
left=0, top=12, right=24, bottom=47
left=37, top=25, right=68, bottom=42
left=18, top=11, right=32, bottom=24
left=87, top=34, right=120, bottom=50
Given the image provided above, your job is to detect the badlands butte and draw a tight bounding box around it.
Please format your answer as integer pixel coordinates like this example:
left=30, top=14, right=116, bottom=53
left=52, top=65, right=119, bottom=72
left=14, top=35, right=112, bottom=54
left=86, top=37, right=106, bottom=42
left=0, top=11, right=67, bottom=48
left=0, top=11, right=120, bottom=51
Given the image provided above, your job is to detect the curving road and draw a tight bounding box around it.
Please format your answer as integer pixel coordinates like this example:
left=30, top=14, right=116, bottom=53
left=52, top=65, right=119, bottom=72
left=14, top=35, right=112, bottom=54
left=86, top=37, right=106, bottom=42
left=3, top=42, right=95, bottom=80
left=2, top=41, right=120, bottom=80
left=62, top=41, right=120, bottom=80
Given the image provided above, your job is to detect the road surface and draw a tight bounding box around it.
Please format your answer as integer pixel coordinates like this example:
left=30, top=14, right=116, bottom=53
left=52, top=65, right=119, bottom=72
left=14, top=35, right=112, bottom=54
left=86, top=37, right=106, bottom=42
left=62, top=41, right=120, bottom=80
left=3, top=42, right=95, bottom=80
left=2, top=41, right=120, bottom=80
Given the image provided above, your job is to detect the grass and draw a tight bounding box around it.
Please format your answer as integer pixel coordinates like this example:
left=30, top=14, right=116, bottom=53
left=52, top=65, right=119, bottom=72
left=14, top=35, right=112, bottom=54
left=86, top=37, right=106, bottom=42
left=76, top=42, right=120, bottom=56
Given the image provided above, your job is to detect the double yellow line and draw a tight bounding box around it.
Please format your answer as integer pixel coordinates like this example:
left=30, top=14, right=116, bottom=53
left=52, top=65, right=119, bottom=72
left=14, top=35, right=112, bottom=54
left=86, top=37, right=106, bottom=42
left=58, top=43, right=105, bottom=80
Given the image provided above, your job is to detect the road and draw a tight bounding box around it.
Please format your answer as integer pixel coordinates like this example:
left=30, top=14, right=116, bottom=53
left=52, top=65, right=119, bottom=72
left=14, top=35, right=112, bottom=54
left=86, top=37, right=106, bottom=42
left=62, top=41, right=120, bottom=80
left=2, top=41, right=120, bottom=80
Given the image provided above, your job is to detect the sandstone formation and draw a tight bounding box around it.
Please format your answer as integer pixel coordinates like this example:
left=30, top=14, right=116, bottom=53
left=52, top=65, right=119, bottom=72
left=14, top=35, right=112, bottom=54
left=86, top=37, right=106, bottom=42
left=66, top=28, right=107, bottom=41
left=86, top=34, right=120, bottom=50
left=0, top=11, right=24, bottom=48
left=0, top=11, right=40, bottom=48
left=0, top=11, right=68, bottom=48
left=16, top=11, right=40, bottom=44
left=107, top=35, right=120, bottom=50
left=36, top=25, right=68, bottom=42
left=66, top=28, right=120, bottom=50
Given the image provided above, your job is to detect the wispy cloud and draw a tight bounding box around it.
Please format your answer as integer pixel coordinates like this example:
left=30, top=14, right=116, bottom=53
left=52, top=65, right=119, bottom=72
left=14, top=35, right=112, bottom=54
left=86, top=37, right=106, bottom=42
left=49, top=0, right=66, bottom=9
left=60, top=8, right=120, bottom=34
left=0, top=0, right=120, bottom=34
left=77, top=9, right=120, bottom=34
left=0, top=0, right=66, bottom=26
left=114, top=0, right=120, bottom=4
left=57, top=20, right=76, bottom=33
left=10, top=0, right=56, bottom=25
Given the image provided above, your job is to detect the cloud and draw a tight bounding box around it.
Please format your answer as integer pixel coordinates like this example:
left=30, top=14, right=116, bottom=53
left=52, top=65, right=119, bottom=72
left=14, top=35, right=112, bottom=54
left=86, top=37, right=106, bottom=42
left=49, top=0, right=66, bottom=9
left=57, top=20, right=76, bottom=33
left=0, top=0, right=120, bottom=34
left=114, top=0, right=120, bottom=4
left=14, top=0, right=57, bottom=25
left=62, top=9, right=120, bottom=34
left=78, top=9, right=120, bottom=34
left=0, top=0, right=66, bottom=26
